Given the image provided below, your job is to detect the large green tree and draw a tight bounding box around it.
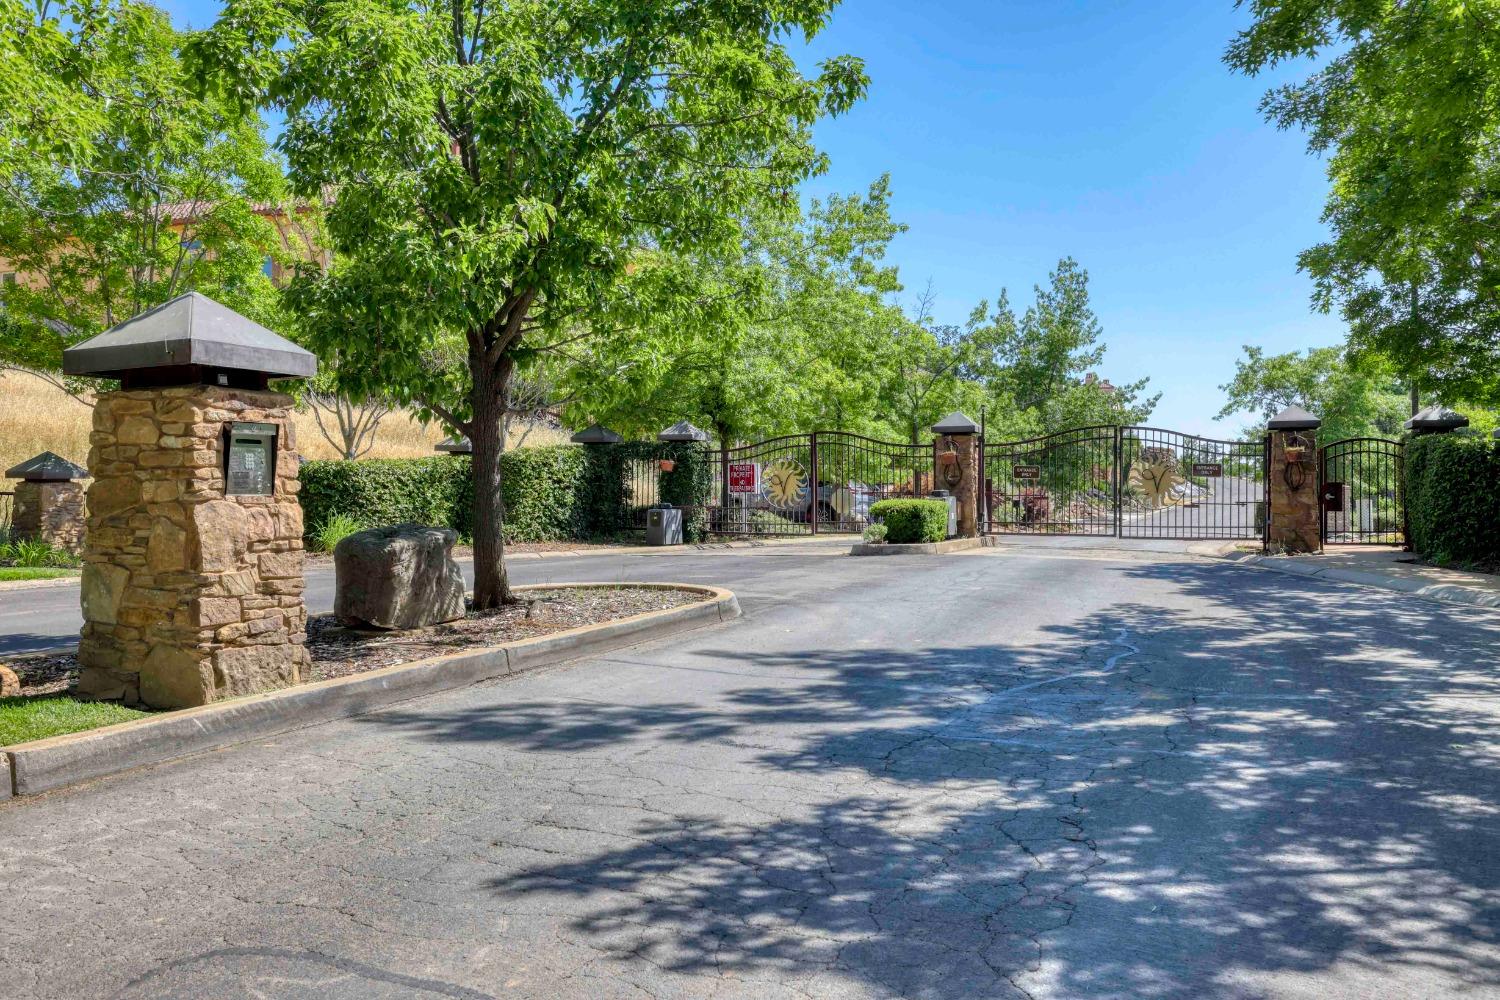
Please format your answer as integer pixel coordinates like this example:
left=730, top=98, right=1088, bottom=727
left=1227, top=1, right=1500, bottom=406
left=1216, top=344, right=1407, bottom=443
left=967, top=258, right=1157, bottom=439
left=196, top=0, right=866, bottom=606
left=0, top=0, right=286, bottom=397
left=564, top=177, right=903, bottom=444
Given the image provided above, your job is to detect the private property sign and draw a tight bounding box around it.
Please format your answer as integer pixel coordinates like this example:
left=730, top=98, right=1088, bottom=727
left=728, top=463, right=760, bottom=495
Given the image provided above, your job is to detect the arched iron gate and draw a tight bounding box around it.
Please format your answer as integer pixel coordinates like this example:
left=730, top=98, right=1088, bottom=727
left=706, top=431, right=934, bottom=536
left=979, top=425, right=1268, bottom=541
left=1318, top=437, right=1405, bottom=546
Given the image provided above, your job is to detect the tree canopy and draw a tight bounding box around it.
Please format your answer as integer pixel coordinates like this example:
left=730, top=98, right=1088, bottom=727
left=194, top=0, right=867, bottom=605
left=1227, top=1, right=1500, bottom=406
left=0, top=0, right=286, bottom=396
left=1216, top=344, right=1408, bottom=444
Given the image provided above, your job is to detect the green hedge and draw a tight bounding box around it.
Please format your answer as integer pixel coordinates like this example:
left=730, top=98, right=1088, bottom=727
left=299, top=442, right=715, bottom=545
left=869, top=498, right=949, bottom=544
left=300, top=446, right=590, bottom=545
left=1403, top=434, right=1500, bottom=568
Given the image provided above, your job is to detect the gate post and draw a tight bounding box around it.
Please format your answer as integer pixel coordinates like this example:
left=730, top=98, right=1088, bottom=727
left=932, top=412, right=980, bottom=538
left=1266, top=405, right=1322, bottom=554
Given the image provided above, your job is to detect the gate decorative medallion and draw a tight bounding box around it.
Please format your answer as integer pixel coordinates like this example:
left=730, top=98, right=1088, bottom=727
left=762, top=459, right=808, bottom=510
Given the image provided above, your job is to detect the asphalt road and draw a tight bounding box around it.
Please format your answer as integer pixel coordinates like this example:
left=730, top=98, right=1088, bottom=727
left=1121, top=474, right=1263, bottom=539
left=4, top=544, right=1500, bottom=999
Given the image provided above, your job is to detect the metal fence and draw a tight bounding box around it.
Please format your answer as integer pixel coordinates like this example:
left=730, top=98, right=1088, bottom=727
left=0, top=490, right=13, bottom=541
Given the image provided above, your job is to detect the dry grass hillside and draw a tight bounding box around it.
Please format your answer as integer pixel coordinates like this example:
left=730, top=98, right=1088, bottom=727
left=0, top=373, right=568, bottom=475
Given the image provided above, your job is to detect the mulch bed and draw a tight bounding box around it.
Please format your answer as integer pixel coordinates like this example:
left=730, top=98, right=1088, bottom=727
left=5, top=586, right=704, bottom=698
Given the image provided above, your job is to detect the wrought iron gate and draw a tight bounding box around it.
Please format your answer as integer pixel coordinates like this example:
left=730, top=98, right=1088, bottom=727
left=707, top=432, right=934, bottom=536
left=1118, top=427, right=1267, bottom=541
left=1318, top=437, right=1405, bottom=546
left=981, top=425, right=1268, bottom=541
left=980, top=426, right=1118, bottom=535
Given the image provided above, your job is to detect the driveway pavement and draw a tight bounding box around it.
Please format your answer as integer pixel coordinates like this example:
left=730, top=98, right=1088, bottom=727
left=3, top=544, right=1500, bottom=999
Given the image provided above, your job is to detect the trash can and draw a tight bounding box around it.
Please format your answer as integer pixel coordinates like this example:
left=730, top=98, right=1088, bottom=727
left=928, top=490, right=958, bottom=538
left=645, top=505, right=683, bottom=546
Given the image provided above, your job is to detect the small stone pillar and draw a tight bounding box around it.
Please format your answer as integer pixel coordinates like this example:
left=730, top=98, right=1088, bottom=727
left=1267, top=405, right=1321, bottom=554
left=4, top=452, right=89, bottom=553
left=62, top=292, right=317, bottom=708
left=932, top=411, right=980, bottom=538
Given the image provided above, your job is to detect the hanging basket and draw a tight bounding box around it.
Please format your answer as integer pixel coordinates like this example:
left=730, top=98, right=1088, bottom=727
left=658, top=459, right=676, bottom=473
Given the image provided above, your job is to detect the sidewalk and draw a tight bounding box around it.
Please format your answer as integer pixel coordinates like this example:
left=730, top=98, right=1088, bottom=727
left=1210, top=543, right=1500, bottom=611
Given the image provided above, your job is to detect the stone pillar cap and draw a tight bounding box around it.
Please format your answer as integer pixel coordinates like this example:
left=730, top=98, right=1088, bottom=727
left=931, top=411, right=980, bottom=434
left=658, top=420, right=710, bottom=442
left=434, top=436, right=473, bottom=454
left=1267, top=404, right=1321, bottom=431
left=62, top=292, right=316, bottom=381
left=1403, top=405, right=1469, bottom=432
left=5, top=451, right=89, bottom=481
left=570, top=424, right=623, bottom=444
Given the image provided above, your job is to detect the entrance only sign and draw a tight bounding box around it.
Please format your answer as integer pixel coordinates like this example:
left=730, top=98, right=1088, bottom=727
left=728, top=463, right=760, bottom=495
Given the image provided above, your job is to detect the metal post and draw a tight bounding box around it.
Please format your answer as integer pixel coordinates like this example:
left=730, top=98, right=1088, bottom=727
left=808, top=432, right=819, bottom=534
left=1262, top=432, right=1271, bottom=552
left=1113, top=425, right=1122, bottom=538
left=719, top=440, right=729, bottom=536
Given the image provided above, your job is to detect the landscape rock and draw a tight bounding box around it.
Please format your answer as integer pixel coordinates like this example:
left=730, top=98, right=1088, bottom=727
left=0, top=665, right=19, bottom=697
left=334, top=524, right=466, bottom=630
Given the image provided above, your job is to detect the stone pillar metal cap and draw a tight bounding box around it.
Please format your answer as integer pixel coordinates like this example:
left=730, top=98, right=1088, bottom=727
left=570, top=424, right=623, bottom=444
left=434, top=436, right=473, bottom=454
left=4, top=451, right=89, bottom=481
left=62, top=291, right=316, bottom=382
left=658, top=420, right=709, bottom=442
left=931, top=411, right=980, bottom=434
left=1403, top=405, right=1469, bottom=432
left=1267, top=404, right=1321, bottom=431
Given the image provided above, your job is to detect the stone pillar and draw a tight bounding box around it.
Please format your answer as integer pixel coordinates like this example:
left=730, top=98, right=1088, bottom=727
left=931, top=412, right=981, bottom=539
left=1267, top=428, right=1321, bottom=554
left=77, top=386, right=308, bottom=707
left=12, top=480, right=86, bottom=553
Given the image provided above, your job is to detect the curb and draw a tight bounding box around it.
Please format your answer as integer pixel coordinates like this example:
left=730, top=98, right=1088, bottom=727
left=1, top=583, right=739, bottom=800
left=1220, top=553, right=1500, bottom=611
left=0, top=574, right=83, bottom=593
left=849, top=537, right=983, bottom=556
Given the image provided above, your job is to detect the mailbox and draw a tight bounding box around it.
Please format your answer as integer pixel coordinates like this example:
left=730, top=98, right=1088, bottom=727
left=225, top=422, right=278, bottom=496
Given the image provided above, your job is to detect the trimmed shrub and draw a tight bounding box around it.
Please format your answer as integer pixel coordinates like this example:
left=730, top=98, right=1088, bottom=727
left=1403, top=433, right=1500, bottom=568
left=299, top=456, right=467, bottom=537
left=862, top=523, right=888, bottom=543
left=869, top=498, right=949, bottom=544
left=301, top=446, right=591, bottom=545
left=299, top=442, right=713, bottom=544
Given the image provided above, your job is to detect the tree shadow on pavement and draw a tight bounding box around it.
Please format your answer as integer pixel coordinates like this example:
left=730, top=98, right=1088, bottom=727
left=369, top=558, right=1500, bottom=998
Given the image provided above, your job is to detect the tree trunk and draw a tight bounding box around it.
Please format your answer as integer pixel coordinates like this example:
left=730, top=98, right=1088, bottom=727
left=1409, top=380, right=1420, bottom=418
left=469, top=363, right=512, bottom=609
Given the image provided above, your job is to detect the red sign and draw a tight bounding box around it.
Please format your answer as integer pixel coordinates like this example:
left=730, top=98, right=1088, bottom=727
left=728, top=463, right=760, bottom=494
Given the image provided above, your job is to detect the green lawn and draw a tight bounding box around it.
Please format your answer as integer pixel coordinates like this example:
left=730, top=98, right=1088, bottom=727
left=0, top=697, right=150, bottom=746
left=0, top=567, right=78, bottom=582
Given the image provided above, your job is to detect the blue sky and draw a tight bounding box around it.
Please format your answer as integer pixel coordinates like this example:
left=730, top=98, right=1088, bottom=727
left=793, top=2, right=1339, bottom=435
left=165, top=0, right=1338, bottom=436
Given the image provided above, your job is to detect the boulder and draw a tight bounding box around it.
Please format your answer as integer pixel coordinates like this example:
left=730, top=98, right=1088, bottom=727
left=0, top=665, right=19, bottom=697
left=334, top=524, right=466, bottom=630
